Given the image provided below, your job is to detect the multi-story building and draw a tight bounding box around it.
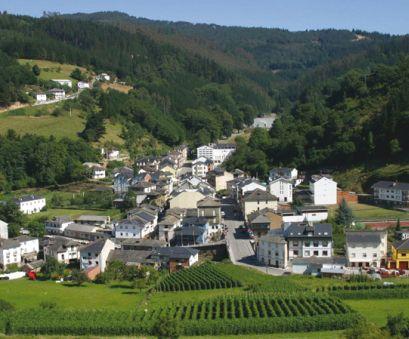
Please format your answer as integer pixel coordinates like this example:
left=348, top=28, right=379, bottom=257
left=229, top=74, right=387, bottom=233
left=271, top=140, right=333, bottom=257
left=242, top=189, right=278, bottom=221
left=309, top=175, right=337, bottom=205
left=207, top=169, right=234, bottom=191
left=0, top=220, right=8, bottom=239
left=45, top=216, right=74, bottom=235
left=80, top=238, right=115, bottom=273
left=43, top=236, right=81, bottom=264
left=196, top=143, right=236, bottom=166
left=388, top=239, right=409, bottom=270
left=14, top=195, right=46, bottom=214
left=192, top=157, right=213, bottom=178
left=371, top=181, right=409, bottom=206
left=269, top=167, right=298, bottom=182
left=197, top=197, right=222, bottom=225
left=346, top=231, right=387, bottom=268
left=0, top=239, right=21, bottom=269
left=268, top=178, right=293, bottom=203
left=257, top=231, right=288, bottom=268
left=284, top=222, right=333, bottom=260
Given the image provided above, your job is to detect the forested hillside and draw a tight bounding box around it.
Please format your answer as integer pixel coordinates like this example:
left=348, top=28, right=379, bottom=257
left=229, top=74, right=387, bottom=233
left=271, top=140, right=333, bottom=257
left=225, top=57, right=409, bottom=178
left=0, top=13, right=272, bottom=145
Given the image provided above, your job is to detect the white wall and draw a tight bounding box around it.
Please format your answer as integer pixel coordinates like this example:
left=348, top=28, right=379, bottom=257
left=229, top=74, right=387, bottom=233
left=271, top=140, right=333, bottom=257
left=310, top=178, right=337, bottom=205
left=18, top=198, right=46, bottom=214
left=0, top=220, right=8, bottom=239
left=269, top=179, right=293, bottom=203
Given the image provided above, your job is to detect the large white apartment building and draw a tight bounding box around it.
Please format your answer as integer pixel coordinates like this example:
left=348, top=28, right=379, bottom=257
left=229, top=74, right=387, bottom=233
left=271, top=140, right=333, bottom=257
left=14, top=195, right=46, bottom=214
left=196, top=143, right=236, bottom=166
left=269, top=178, right=293, bottom=203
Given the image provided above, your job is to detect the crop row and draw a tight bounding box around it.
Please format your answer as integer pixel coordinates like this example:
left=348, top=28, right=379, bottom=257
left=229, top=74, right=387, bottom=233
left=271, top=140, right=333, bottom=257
left=1, top=294, right=355, bottom=336
left=156, top=262, right=241, bottom=291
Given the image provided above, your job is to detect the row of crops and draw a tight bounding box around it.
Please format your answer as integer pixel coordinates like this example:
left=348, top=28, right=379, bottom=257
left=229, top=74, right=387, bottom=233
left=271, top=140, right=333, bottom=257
left=156, top=262, right=241, bottom=291
left=1, top=294, right=360, bottom=336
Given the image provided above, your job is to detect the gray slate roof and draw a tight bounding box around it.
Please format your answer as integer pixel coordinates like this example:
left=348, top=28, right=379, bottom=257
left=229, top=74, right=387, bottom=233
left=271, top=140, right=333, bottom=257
left=345, top=231, right=385, bottom=246
left=153, top=247, right=199, bottom=259
left=0, top=238, right=20, bottom=250
left=80, top=239, right=107, bottom=253
left=284, top=222, right=332, bottom=238
left=371, top=181, right=409, bottom=191
left=107, top=249, right=154, bottom=264
left=393, top=238, right=409, bottom=251
left=243, top=188, right=277, bottom=202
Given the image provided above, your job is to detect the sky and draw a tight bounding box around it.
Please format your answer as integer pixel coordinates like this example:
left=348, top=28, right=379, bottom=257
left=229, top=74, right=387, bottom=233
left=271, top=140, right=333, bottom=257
left=2, top=0, right=409, bottom=35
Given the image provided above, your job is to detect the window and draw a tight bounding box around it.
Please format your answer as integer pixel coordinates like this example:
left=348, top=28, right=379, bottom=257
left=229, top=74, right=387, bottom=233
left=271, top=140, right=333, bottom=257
left=373, top=253, right=377, bottom=258
left=313, top=241, right=319, bottom=247
left=322, top=241, right=328, bottom=247
left=313, top=251, right=319, bottom=256
left=323, top=251, right=328, bottom=256
left=305, top=250, right=310, bottom=256
left=293, top=250, right=299, bottom=256
left=293, top=241, right=298, bottom=247
left=351, top=253, right=356, bottom=258
left=363, top=253, right=367, bottom=258
left=88, top=252, right=91, bottom=257
left=304, top=241, right=310, bottom=247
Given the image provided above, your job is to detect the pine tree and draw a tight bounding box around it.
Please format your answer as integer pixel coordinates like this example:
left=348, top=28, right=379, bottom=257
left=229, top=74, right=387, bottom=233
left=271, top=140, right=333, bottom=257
left=396, top=218, right=401, bottom=231
left=336, top=198, right=354, bottom=228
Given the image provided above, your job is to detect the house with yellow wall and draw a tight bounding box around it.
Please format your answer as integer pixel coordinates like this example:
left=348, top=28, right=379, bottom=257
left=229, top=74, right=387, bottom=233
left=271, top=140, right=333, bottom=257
left=388, top=239, right=409, bottom=270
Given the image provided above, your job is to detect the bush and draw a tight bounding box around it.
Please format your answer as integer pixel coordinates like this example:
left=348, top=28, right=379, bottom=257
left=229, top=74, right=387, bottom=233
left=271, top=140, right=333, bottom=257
left=0, top=300, right=14, bottom=312
left=39, top=301, right=57, bottom=310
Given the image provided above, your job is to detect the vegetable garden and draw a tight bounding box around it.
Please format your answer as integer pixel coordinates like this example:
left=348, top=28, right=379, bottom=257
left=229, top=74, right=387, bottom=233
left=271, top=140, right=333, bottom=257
left=0, top=294, right=359, bottom=336
left=156, top=262, right=241, bottom=291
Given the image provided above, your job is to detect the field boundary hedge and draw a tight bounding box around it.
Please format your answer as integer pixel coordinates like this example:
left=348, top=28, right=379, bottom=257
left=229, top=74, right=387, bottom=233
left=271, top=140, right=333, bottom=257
left=322, top=283, right=409, bottom=299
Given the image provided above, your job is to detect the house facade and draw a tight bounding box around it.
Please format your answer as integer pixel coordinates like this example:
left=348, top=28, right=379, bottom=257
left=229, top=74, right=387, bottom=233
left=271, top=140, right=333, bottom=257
left=345, top=231, right=387, bottom=268
left=45, top=216, right=74, bottom=235
left=371, top=181, right=409, bottom=206
left=309, top=175, right=337, bottom=205
left=92, top=166, right=106, bottom=179
left=0, top=239, right=21, bottom=269
left=14, top=195, right=46, bottom=214
left=268, top=178, right=293, bottom=203
left=207, top=170, right=234, bottom=191
left=80, top=239, right=115, bottom=273
left=152, top=247, right=199, bottom=272
left=197, top=197, right=221, bottom=225
left=257, top=231, right=288, bottom=268
left=284, top=222, right=333, bottom=260
left=43, top=236, right=80, bottom=264
left=269, top=167, right=298, bottom=182
left=242, top=189, right=278, bottom=221
left=388, top=239, right=409, bottom=270
left=0, top=220, right=8, bottom=239
left=192, top=157, right=213, bottom=178
left=169, top=190, right=206, bottom=209
left=15, top=236, right=39, bottom=261
left=36, top=93, right=47, bottom=102
left=51, top=79, right=72, bottom=87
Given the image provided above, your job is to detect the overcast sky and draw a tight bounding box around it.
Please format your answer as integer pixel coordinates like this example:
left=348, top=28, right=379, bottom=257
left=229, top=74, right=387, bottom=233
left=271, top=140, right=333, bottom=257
left=3, top=0, right=409, bottom=35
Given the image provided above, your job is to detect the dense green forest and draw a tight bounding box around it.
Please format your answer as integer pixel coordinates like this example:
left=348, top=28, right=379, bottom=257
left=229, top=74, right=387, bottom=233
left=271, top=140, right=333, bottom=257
left=0, top=11, right=408, bottom=190
left=225, top=57, right=409, bottom=177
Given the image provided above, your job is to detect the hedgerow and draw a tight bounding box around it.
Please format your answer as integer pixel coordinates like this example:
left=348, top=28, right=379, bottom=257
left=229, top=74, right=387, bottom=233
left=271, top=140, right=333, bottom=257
left=325, top=283, right=409, bottom=299
left=156, top=262, right=241, bottom=291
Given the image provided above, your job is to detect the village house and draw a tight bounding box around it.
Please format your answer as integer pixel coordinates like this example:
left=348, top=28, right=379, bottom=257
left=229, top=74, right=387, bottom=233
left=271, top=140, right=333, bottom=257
left=388, top=238, right=409, bottom=270
left=345, top=231, right=387, bottom=268
left=284, top=222, right=333, bottom=260
left=43, top=236, right=80, bottom=264
left=36, top=93, right=47, bottom=103
left=75, top=215, right=111, bottom=228
left=309, top=175, right=337, bottom=205
left=247, top=208, right=282, bottom=237
left=174, top=217, right=209, bottom=246
left=269, top=167, right=298, bottom=182
left=113, top=167, right=134, bottom=194
left=196, top=143, right=236, bottom=166
left=135, top=156, right=161, bottom=170
left=151, top=247, right=199, bottom=272
left=118, top=238, right=165, bottom=251
left=234, top=178, right=266, bottom=202
left=80, top=238, right=115, bottom=274
left=48, top=88, right=65, bottom=100
left=268, top=177, right=293, bottom=203
left=371, top=181, right=409, bottom=206
left=96, top=73, right=110, bottom=81
left=115, top=219, right=151, bottom=239
left=242, top=189, right=278, bottom=221
left=14, top=236, right=39, bottom=262
left=127, top=205, right=158, bottom=233
left=257, top=231, right=288, bottom=268
left=0, top=220, right=8, bottom=239
left=192, top=157, right=213, bottom=178
left=92, top=165, right=106, bottom=179
left=51, top=79, right=72, bottom=88
left=64, top=224, right=109, bottom=242
left=158, top=214, right=181, bottom=243
left=45, top=216, right=74, bottom=235
left=0, top=239, right=21, bottom=269
left=14, top=195, right=46, bottom=214
left=197, top=196, right=222, bottom=225
left=77, top=81, right=90, bottom=89
left=207, top=169, right=234, bottom=191
left=107, top=249, right=157, bottom=268
left=169, top=189, right=206, bottom=209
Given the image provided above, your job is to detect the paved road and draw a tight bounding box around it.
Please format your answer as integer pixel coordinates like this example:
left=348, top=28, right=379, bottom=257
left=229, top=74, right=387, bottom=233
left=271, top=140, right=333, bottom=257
left=222, top=198, right=285, bottom=276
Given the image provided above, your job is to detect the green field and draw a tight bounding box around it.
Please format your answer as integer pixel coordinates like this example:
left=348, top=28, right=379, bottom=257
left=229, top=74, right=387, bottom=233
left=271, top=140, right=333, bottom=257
left=329, top=202, right=409, bottom=221
left=0, top=280, right=143, bottom=310
left=18, top=59, right=91, bottom=83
